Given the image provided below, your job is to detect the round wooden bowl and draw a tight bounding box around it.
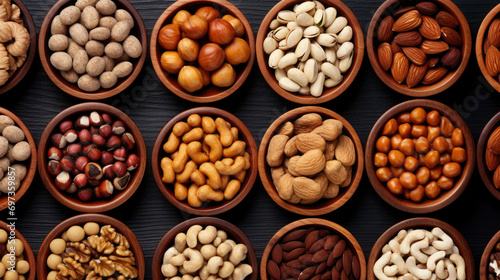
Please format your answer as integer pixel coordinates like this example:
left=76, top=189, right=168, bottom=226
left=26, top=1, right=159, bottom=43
left=38, top=0, right=147, bottom=100
left=150, top=0, right=255, bottom=103
left=0, top=107, right=37, bottom=211
left=479, top=230, right=500, bottom=280
left=258, top=106, right=364, bottom=216
left=367, top=217, right=475, bottom=280
left=477, top=112, right=500, bottom=200
left=476, top=4, right=500, bottom=93
left=0, top=220, right=36, bottom=280
left=0, top=0, right=37, bottom=95
left=366, top=0, right=472, bottom=97
left=256, top=0, right=364, bottom=104
left=260, top=218, right=366, bottom=280
left=151, top=107, right=258, bottom=216
left=152, top=217, right=258, bottom=280
left=365, top=99, right=475, bottom=213
left=36, top=213, right=145, bottom=280
left=37, top=102, right=147, bottom=213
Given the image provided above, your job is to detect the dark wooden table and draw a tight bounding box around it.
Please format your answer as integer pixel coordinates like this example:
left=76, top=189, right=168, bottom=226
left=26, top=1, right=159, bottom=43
left=1, top=0, right=499, bottom=278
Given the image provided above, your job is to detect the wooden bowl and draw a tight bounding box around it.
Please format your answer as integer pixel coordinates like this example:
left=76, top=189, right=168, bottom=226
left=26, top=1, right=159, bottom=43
left=260, top=218, right=366, bottom=280
left=477, top=112, right=500, bottom=200
left=0, top=107, right=37, bottom=211
left=36, top=213, right=145, bottom=280
left=152, top=217, right=258, bottom=280
left=366, top=0, right=472, bottom=97
left=476, top=4, right=500, bottom=93
left=150, top=0, right=255, bottom=103
left=151, top=107, right=258, bottom=216
left=479, top=230, right=500, bottom=280
left=258, top=106, right=364, bottom=216
left=38, top=0, right=147, bottom=100
left=365, top=99, right=476, bottom=213
left=367, top=217, right=475, bottom=280
left=256, top=0, right=364, bottom=104
left=0, top=220, right=36, bottom=280
left=37, top=102, right=147, bottom=212
left=0, top=0, right=37, bottom=95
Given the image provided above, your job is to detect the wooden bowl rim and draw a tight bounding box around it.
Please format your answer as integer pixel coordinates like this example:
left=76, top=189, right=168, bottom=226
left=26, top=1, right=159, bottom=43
left=37, top=102, right=147, bottom=213
left=151, top=217, right=258, bottom=280
left=475, top=3, right=500, bottom=93
left=365, top=99, right=476, bottom=213
left=476, top=111, right=500, bottom=200
left=151, top=107, right=258, bottom=216
left=0, top=220, right=36, bottom=280
left=366, top=0, right=472, bottom=97
left=38, top=0, right=148, bottom=100
left=149, top=0, right=256, bottom=103
left=36, top=213, right=145, bottom=280
left=259, top=218, right=366, bottom=280
left=0, top=107, right=37, bottom=211
left=255, top=0, right=365, bottom=105
left=257, top=106, right=364, bottom=216
left=367, top=217, right=475, bottom=280
left=479, top=229, right=500, bottom=280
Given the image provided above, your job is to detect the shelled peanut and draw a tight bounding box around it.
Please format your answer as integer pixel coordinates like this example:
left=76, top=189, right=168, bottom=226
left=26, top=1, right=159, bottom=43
left=485, top=126, right=500, bottom=189
left=0, top=229, right=29, bottom=280
left=267, top=113, right=355, bottom=204
left=484, top=18, right=500, bottom=83
left=487, top=240, right=500, bottom=280
left=160, top=114, right=251, bottom=207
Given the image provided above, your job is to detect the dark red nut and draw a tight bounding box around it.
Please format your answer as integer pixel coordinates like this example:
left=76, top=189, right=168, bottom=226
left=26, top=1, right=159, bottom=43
left=77, top=187, right=93, bottom=201
left=87, top=178, right=101, bottom=187
left=90, top=126, right=99, bottom=135
left=99, top=180, right=114, bottom=198
left=93, top=185, right=102, bottom=199
left=59, top=120, right=74, bottom=133
left=64, top=129, right=78, bottom=143
left=101, top=151, right=114, bottom=166
left=84, top=145, right=102, bottom=162
left=74, top=173, right=88, bottom=188
left=106, top=135, right=122, bottom=151
left=112, top=121, right=126, bottom=135
left=75, top=156, right=89, bottom=173
left=121, top=133, right=135, bottom=150
left=85, top=162, right=103, bottom=180
left=92, top=134, right=106, bottom=146
left=89, top=111, right=103, bottom=126
left=75, top=116, right=90, bottom=129
left=48, top=160, right=62, bottom=176
left=113, top=161, right=127, bottom=177
left=126, top=154, right=139, bottom=171
left=113, top=147, right=128, bottom=161
left=51, top=133, right=67, bottom=149
left=78, top=129, right=91, bottom=144
left=72, top=168, right=80, bottom=176
left=99, top=124, right=112, bottom=138
left=66, top=143, right=82, bottom=157
left=113, top=172, right=130, bottom=190
left=60, top=156, right=75, bottom=172
left=102, top=113, right=113, bottom=125
left=48, top=147, right=63, bottom=161
left=55, top=171, right=72, bottom=191
left=103, top=164, right=116, bottom=179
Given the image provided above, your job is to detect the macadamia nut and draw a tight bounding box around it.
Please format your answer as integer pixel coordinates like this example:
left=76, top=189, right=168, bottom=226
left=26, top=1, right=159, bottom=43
left=102, top=55, right=115, bottom=71
left=51, top=15, right=68, bottom=35
left=73, top=50, right=89, bottom=74
left=0, top=116, right=14, bottom=134
left=2, top=125, right=25, bottom=143
left=67, top=225, right=85, bottom=242
left=12, top=141, right=30, bottom=161
left=67, top=39, right=85, bottom=58
left=49, top=238, right=66, bottom=255
left=61, top=69, right=80, bottom=83
left=83, top=222, right=100, bottom=235
left=69, top=23, right=89, bottom=46
left=0, top=136, right=8, bottom=158
left=89, top=27, right=110, bottom=41
left=75, top=0, right=98, bottom=10
left=99, top=16, right=117, bottom=30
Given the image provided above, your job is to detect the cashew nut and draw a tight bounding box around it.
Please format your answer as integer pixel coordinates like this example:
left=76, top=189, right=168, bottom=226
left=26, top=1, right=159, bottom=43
left=431, top=227, right=453, bottom=251
left=187, top=225, right=203, bottom=248
left=423, top=230, right=434, bottom=243
left=173, top=143, right=189, bottom=173
left=174, top=182, right=188, bottom=201
left=175, top=232, right=187, bottom=253
left=187, top=141, right=209, bottom=164
left=426, top=251, right=445, bottom=271
left=203, top=135, right=223, bottom=162
left=188, top=184, right=203, bottom=208
left=217, top=230, right=227, bottom=243
left=224, top=180, right=241, bottom=200
left=396, top=273, right=415, bottom=280
left=163, top=247, right=180, bottom=264
left=197, top=185, right=224, bottom=202
left=162, top=263, right=178, bottom=277
left=449, top=254, right=465, bottom=280
left=191, top=170, right=206, bottom=186
left=406, top=256, right=431, bottom=280
left=199, top=265, right=210, bottom=280
left=207, top=256, right=224, bottom=274
left=445, top=261, right=457, bottom=280
left=384, top=265, right=399, bottom=277
left=395, top=230, right=408, bottom=243
left=391, top=253, right=407, bottom=275
left=410, top=237, right=429, bottom=264
left=201, top=244, right=217, bottom=260
left=445, top=246, right=459, bottom=256
left=188, top=114, right=202, bottom=127
left=164, top=132, right=181, bottom=153
left=161, top=157, right=175, bottom=184
left=382, top=244, right=392, bottom=254
left=400, top=230, right=425, bottom=255
left=170, top=253, right=187, bottom=266
left=229, top=244, right=247, bottom=265
left=199, top=226, right=217, bottom=244
left=222, top=141, right=246, bottom=158
left=218, top=261, right=235, bottom=278
left=182, top=128, right=204, bottom=143
left=202, top=116, right=216, bottom=134
left=374, top=251, right=396, bottom=280
left=421, top=246, right=439, bottom=256
left=215, top=156, right=246, bottom=176
left=435, top=260, right=448, bottom=279
left=174, top=122, right=191, bottom=136
left=215, top=118, right=233, bottom=147
left=183, top=248, right=204, bottom=273
left=232, top=264, right=253, bottom=280
left=199, top=162, right=222, bottom=189
left=177, top=160, right=197, bottom=183
left=389, top=240, right=401, bottom=254
left=217, top=241, right=233, bottom=258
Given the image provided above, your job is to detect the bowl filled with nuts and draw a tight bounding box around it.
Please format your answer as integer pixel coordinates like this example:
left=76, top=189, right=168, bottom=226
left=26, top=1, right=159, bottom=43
left=258, top=106, right=364, bottom=216
left=480, top=230, right=500, bottom=280
left=368, top=217, right=474, bottom=280
left=37, top=102, right=146, bottom=213
left=152, top=217, right=257, bottom=280
left=0, top=107, right=37, bottom=211
left=260, top=218, right=366, bottom=280
left=256, top=0, right=364, bottom=104
left=476, top=4, right=500, bottom=93
left=36, top=213, right=145, bottom=280
left=366, top=0, right=472, bottom=97
left=0, top=220, right=36, bottom=280
left=151, top=107, right=258, bottom=216
left=476, top=112, right=500, bottom=200
left=150, top=0, right=255, bottom=103
left=365, top=99, right=475, bottom=213
left=38, top=0, right=147, bottom=100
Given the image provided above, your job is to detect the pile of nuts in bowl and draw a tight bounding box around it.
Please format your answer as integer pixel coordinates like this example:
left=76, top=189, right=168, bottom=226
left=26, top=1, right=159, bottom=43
left=48, top=0, right=142, bottom=92
left=160, top=114, right=251, bottom=207
left=158, top=6, right=251, bottom=92
left=263, top=0, right=354, bottom=97
left=487, top=239, right=500, bottom=279
left=374, top=107, right=466, bottom=202
left=161, top=224, right=253, bottom=280
left=267, top=113, right=355, bottom=204
left=484, top=126, right=500, bottom=189
left=46, top=111, right=139, bottom=202
left=373, top=227, right=465, bottom=280
left=0, top=228, right=30, bottom=280
left=484, top=18, right=500, bottom=83
left=45, top=222, right=138, bottom=280
left=375, top=2, right=463, bottom=87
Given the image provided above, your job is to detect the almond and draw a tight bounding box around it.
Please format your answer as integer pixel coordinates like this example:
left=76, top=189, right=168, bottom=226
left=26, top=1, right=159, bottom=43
left=282, top=229, right=307, bottom=243
left=321, top=271, right=332, bottom=280
left=440, top=47, right=461, bottom=69
left=284, top=247, right=306, bottom=261
left=416, top=2, right=438, bottom=16
left=402, top=47, right=427, bottom=65
left=286, top=259, right=305, bottom=269
left=324, top=234, right=340, bottom=250
left=485, top=46, right=500, bottom=77
left=342, top=249, right=353, bottom=275
left=334, top=135, right=356, bottom=166
left=394, top=31, right=422, bottom=46
left=486, top=148, right=500, bottom=171
left=315, top=261, right=327, bottom=274
left=441, top=27, right=462, bottom=46
left=391, top=40, right=402, bottom=54
left=293, top=176, right=323, bottom=200
left=326, top=250, right=336, bottom=267
left=494, top=165, right=500, bottom=189
left=282, top=241, right=304, bottom=251
left=352, top=255, right=361, bottom=279
left=309, top=237, right=326, bottom=253
left=299, top=254, right=315, bottom=266
left=378, top=42, right=393, bottom=71
left=488, top=19, right=500, bottom=47
left=296, top=133, right=326, bottom=153
left=421, top=40, right=449, bottom=54
left=295, top=149, right=326, bottom=176
left=422, top=66, right=448, bottom=85
left=393, top=6, right=416, bottom=18
left=406, top=63, right=428, bottom=88
left=487, top=126, right=500, bottom=154
left=271, top=244, right=283, bottom=264
left=304, top=230, right=319, bottom=251
left=284, top=266, right=301, bottom=278
left=436, top=11, right=458, bottom=28
left=419, top=16, right=441, bottom=40
left=378, top=16, right=395, bottom=42
left=393, top=10, right=422, bottom=32
left=298, top=266, right=316, bottom=280
left=267, top=260, right=281, bottom=280
left=312, top=249, right=329, bottom=263
left=294, top=113, right=323, bottom=134
left=391, top=52, right=409, bottom=84
left=428, top=56, right=440, bottom=68
left=332, top=239, right=346, bottom=258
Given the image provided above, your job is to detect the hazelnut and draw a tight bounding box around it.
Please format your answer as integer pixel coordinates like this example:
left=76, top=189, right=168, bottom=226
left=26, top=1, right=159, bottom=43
left=67, top=183, right=78, bottom=194
left=178, top=66, right=204, bottom=93
left=113, top=147, right=128, bottom=161
left=64, top=129, right=78, bottom=143
left=60, top=156, right=75, bottom=172
left=158, top=23, right=181, bottom=50
left=160, top=51, right=184, bottom=74
left=199, top=67, right=211, bottom=86
left=48, top=147, right=63, bottom=161
left=99, top=124, right=112, bottom=138
left=55, top=171, right=71, bottom=191
left=59, top=120, right=74, bottom=133
left=113, top=161, right=127, bottom=177
left=106, top=135, right=122, bottom=151
left=113, top=172, right=130, bottom=190
left=224, top=38, right=250, bottom=65
left=77, top=187, right=93, bottom=201
left=48, top=160, right=62, bottom=176
left=91, top=134, right=106, bottom=147
left=85, top=162, right=102, bottom=180
left=74, top=173, right=87, bottom=188
left=111, top=121, right=125, bottom=135
left=89, top=111, right=103, bottom=126
left=90, top=126, right=99, bottom=135
left=208, top=19, right=235, bottom=45
left=103, top=164, right=116, bottom=179
left=222, top=14, right=244, bottom=37
left=78, top=129, right=91, bottom=144
left=75, top=156, right=89, bottom=173
left=51, top=133, right=67, bottom=149
left=87, top=178, right=101, bottom=187
left=177, top=38, right=200, bottom=62
left=194, top=6, right=220, bottom=23
left=172, top=10, right=191, bottom=26
left=126, top=153, right=139, bottom=171
left=101, top=151, right=114, bottom=166
left=101, top=113, right=113, bottom=125
left=121, top=133, right=135, bottom=150
left=198, top=43, right=225, bottom=72
left=211, top=63, right=236, bottom=87
left=75, top=116, right=90, bottom=129
left=98, top=180, right=114, bottom=198
left=84, top=144, right=102, bottom=162
left=181, top=15, right=208, bottom=40
left=66, top=143, right=82, bottom=157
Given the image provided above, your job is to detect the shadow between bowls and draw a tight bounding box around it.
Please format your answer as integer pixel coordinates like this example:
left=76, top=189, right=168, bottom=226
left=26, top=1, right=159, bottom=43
left=36, top=213, right=145, bottom=280
left=38, top=0, right=147, bottom=100
left=258, top=106, right=364, bottom=216
left=150, top=0, right=255, bottom=103
left=365, top=99, right=475, bottom=213
left=151, top=217, right=258, bottom=280
left=479, top=230, right=500, bottom=280
left=477, top=111, right=500, bottom=200
left=256, top=0, right=364, bottom=104
left=0, top=0, right=37, bottom=95
left=367, top=217, right=475, bottom=280
left=37, top=102, right=147, bottom=213
left=0, top=220, right=36, bottom=280
left=151, top=107, right=258, bottom=216
left=0, top=107, right=37, bottom=211
left=366, top=0, right=472, bottom=97
left=476, top=3, right=500, bottom=93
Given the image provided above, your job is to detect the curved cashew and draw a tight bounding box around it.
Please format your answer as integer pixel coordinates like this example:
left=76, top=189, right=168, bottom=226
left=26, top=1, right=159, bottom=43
left=215, top=117, right=234, bottom=147
left=161, top=157, right=175, bottom=184
left=199, top=226, right=217, bottom=244
left=406, top=256, right=432, bottom=280
left=186, top=225, right=203, bottom=248
left=215, top=156, right=246, bottom=176
left=391, top=253, right=407, bottom=275
left=187, top=141, right=209, bottom=164
left=430, top=274, right=437, bottom=280
left=224, top=180, right=241, bottom=200
left=445, top=261, right=457, bottom=280
left=397, top=273, right=415, bottom=280
left=395, top=230, right=408, bottom=243
left=183, top=248, right=204, bottom=273
left=217, top=241, right=233, bottom=258
left=188, top=184, right=203, bottom=208
left=382, top=244, right=392, bottom=254
left=410, top=237, right=429, bottom=264
left=431, top=227, right=453, bottom=251
left=232, top=264, right=253, bottom=280
left=191, top=170, right=206, bottom=186
left=426, top=251, right=445, bottom=271
left=384, top=265, right=399, bottom=277
left=173, top=143, right=189, bottom=173
left=445, top=246, right=459, bottom=255
left=182, top=275, right=194, bottom=280
left=202, top=116, right=216, bottom=134
left=389, top=240, right=400, bottom=253
left=423, top=230, right=434, bottom=243
left=182, top=128, right=204, bottom=143
left=217, top=230, right=227, bottom=242
left=199, top=265, right=210, bottom=280
left=201, top=244, right=217, bottom=260
left=400, top=230, right=425, bottom=255
left=164, top=132, right=180, bottom=153
left=199, top=162, right=222, bottom=189
left=197, top=185, right=224, bottom=202
left=229, top=244, right=248, bottom=265
left=163, top=247, right=180, bottom=264
left=218, top=261, right=235, bottom=278
left=207, top=256, right=224, bottom=274
left=170, top=253, right=186, bottom=266
left=222, top=141, right=246, bottom=158
left=175, top=232, right=187, bottom=252
left=161, top=263, right=178, bottom=277
left=177, top=161, right=197, bottom=184
left=435, top=260, right=448, bottom=279
left=173, top=122, right=191, bottom=136
left=421, top=246, right=439, bottom=256
left=204, top=135, right=223, bottom=162
left=374, top=251, right=396, bottom=280
left=449, top=254, right=465, bottom=280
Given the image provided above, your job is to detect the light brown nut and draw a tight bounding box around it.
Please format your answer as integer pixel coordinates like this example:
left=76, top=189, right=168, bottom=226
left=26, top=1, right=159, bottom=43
left=85, top=40, right=105, bottom=57
left=102, top=55, right=115, bottom=71
left=201, top=116, right=216, bottom=134
left=72, top=50, right=89, bottom=74
left=67, top=39, right=84, bottom=58
left=80, top=6, right=99, bottom=29
left=277, top=173, right=295, bottom=200
left=122, top=35, right=142, bottom=58
left=115, top=9, right=134, bottom=28
left=293, top=113, right=323, bottom=134
left=48, top=34, right=69, bottom=52
left=104, top=42, right=124, bottom=59
left=293, top=176, right=323, bottom=201
left=89, top=27, right=111, bottom=41
left=112, top=61, right=133, bottom=78
left=295, top=133, right=326, bottom=153
left=278, top=121, right=294, bottom=137
left=340, top=166, right=352, bottom=188
left=334, top=135, right=356, bottom=166
left=325, top=139, right=338, bottom=161
left=61, top=69, right=80, bottom=83
left=75, top=0, right=98, bottom=10
left=284, top=136, right=298, bottom=157
left=99, top=71, right=117, bottom=89
left=59, top=6, right=81, bottom=25
left=95, top=0, right=117, bottom=16
left=324, top=160, right=348, bottom=184
left=99, top=16, right=117, bottom=30
left=114, top=52, right=130, bottom=64
left=295, top=149, right=325, bottom=176
left=311, top=119, right=343, bottom=141
left=323, top=182, right=339, bottom=198
left=51, top=15, right=68, bottom=35
left=69, top=23, right=89, bottom=46
left=77, top=74, right=100, bottom=92
left=2, top=126, right=24, bottom=143
left=86, top=56, right=105, bottom=77
left=111, top=21, right=131, bottom=42
left=50, top=52, right=73, bottom=71
left=267, top=134, right=289, bottom=167
left=12, top=141, right=30, bottom=161
left=271, top=166, right=285, bottom=187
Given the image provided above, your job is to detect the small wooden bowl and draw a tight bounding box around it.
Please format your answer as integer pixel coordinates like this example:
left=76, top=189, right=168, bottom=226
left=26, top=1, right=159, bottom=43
left=150, top=0, right=255, bottom=103
left=476, top=4, right=500, bottom=93
left=367, top=217, right=475, bottom=280
left=0, top=220, right=36, bottom=280
left=152, top=217, right=258, bottom=280
left=0, top=0, right=37, bottom=95
left=151, top=107, right=258, bottom=216
left=256, top=0, right=364, bottom=104
left=38, top=0, right=147, bottom=100
left=477, top=112, right=500, bottom=200
left=479, top=230, right=500, bottom=280
left=37, top=102, right=147, bottom=213
left=366, top=0, right=472, bottom=97
left=36, top=213, right=145, bottom=280
left=258, top=106, right=364, bottom=216
left=260, top=218, right=366, bottom=280
left=365, top=99, right=476, bottom=213
left=0, top=107, right=37, bottom=211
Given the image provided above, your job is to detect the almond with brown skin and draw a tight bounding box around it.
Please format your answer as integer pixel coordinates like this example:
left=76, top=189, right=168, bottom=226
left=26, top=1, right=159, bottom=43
left=309, top=237, right=327, bottom=253
left=315, top=261, right=327, bottom=274
left=298, top=254, right=315, bottom=266
left=416, top=2, right=438, bottom=16
left=312, top=249, right=329, bottom=263
left=494, top=165, right=500, bottom=189
left=324, top=234, right=340, bottom=250
left=486, top=148, right=500, bottom=171
left=428, top=56, right=440, bottom=68
left=488, top=19, right=500, bottom=47
left=284, top=266, right=301, bottom=278
left=487, top=126, right=500, bottom=154
left=393, top=10, right=422, bottom=32
left=331, top=239, right=346, bottom=258
left=342, top=249, right=353, bottom=275
left=393, top=6, right=416, bottom=18
left=406, top=63, right=428, bottom=88
left=378, top=16, right=395, bottom=42
left=378, top=42, right=393, bottom=71
left=298, top=266, right=316, bottom=280
left=285, top=247, right=306, bottom=261
left=419, top=16, right=441, bottom=40
left=267, top=260, right=281, bottom=280
left=391, top=40, right=402, bottom=54
left=271, top=243, right=283, bottom=264
left=402, top=47, right=427, bottom=65
left=281, top=229, right=307, bottom=243
left=422, top=66, right=448, bottom=85
left=441, top=27, right=462, bottom=46
left=394, top=31, right=423, bottom=46
left=421, top=40, right=449, bottom=54
left=436, top=11, right=458, bottom=28
left=304, top=230, right=319, bottom=251
left=441, top=47, right=461, bottom=69
left=287, top=259, right=305, bottom=269
left=486, top=46, right=500, bottom=77
left=391, top=52, right=409, bottom=84
left=282, top=241, right=304, bottom=251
